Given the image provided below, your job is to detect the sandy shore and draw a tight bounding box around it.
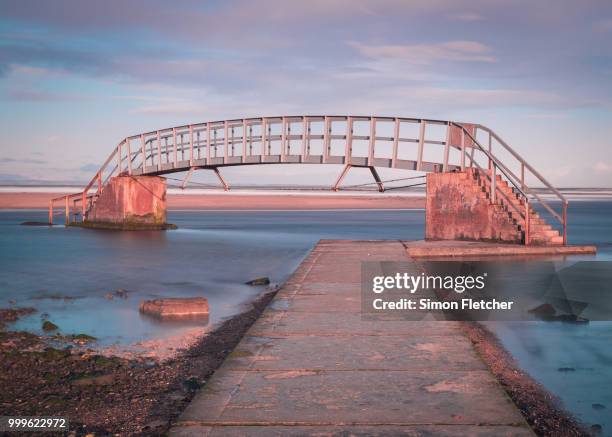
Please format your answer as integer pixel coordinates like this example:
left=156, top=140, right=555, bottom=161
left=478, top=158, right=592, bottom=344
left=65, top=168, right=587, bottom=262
left=0, top=191, right=425, bottom=210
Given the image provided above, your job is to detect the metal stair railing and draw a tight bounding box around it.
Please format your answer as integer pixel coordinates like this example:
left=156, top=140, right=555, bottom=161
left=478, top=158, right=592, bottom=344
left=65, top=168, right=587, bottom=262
left=455, top=123, right=567, bottom=244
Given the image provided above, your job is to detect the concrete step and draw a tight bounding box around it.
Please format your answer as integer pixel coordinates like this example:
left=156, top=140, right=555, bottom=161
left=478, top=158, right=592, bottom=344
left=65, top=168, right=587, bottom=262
left=530, top=223, right=552, bottom=231
left=469, top=170, right=562, bottom=242
left=530, top=237, right=563, bottom=246
left=530, top=220, right=547, bottom=227
left=470, top=169, right=563, bottom=247
left=531, top=229, right=560, bottom=238
left=549, top=235, right=564, bottom=245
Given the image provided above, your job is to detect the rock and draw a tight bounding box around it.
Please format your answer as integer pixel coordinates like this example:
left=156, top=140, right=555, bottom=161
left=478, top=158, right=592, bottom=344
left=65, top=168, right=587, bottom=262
left=73, top=334, right=97, bottom=344
left=528, top=303, right=556, bottom=317
left=0, top=307, right=36, bottom=324
left=139, top=297, right=209, bottom=318
left=42, top=320, right=59, bottom=331
left=245, top=277, right=270, bottom=286
left=106, top=289, right=129, bottom=300
left=528, top=304, right=588, bottom=323
left=183, top=376, right=200, bottom=391
left=115, top=289, right=129, bottom=298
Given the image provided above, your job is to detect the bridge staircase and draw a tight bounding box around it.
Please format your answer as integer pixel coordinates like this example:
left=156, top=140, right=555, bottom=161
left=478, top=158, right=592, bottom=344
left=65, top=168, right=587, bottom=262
left=467, top=168, right=564, bottom=245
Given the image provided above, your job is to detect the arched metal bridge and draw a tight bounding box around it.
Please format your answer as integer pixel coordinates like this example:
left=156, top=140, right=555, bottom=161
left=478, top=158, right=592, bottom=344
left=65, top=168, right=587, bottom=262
left=50, top=115, right=568, bottom=243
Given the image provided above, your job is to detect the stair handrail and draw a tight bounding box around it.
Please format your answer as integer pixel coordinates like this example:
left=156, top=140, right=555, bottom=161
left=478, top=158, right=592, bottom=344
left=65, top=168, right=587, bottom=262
left=456, top=123, right=567, bottom=244
left=485, top=152, right=562, bottom=223
left=477, top=125, right=566, bottom=202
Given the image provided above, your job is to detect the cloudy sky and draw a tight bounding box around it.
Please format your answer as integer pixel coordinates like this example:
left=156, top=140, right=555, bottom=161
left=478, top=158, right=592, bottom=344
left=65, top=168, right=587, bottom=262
left=1, top=0, right=611, bottom=187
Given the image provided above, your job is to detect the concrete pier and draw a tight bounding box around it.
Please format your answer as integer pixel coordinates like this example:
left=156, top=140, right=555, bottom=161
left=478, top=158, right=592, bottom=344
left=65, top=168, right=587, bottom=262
left=170, top=240, right=534, bottom=436
left=84, top=175, right=168, bottom=229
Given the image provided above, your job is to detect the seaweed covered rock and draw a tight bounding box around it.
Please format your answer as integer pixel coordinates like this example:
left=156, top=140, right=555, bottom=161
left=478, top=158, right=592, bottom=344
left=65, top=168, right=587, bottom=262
left=42, top=320, right=59, bottom=331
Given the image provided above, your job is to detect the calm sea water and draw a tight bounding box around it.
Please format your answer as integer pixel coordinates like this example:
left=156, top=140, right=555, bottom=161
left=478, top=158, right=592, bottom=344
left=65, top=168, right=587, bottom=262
left=0, top=209, right=425, bottom=345
left=485, top=201, right=612, bottom=435
left=1, top=202, right=611, bottom=432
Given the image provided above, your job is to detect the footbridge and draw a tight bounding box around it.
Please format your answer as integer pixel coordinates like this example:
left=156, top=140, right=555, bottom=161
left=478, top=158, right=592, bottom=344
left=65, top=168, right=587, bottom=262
left=49, top=115, right=568, bottom=245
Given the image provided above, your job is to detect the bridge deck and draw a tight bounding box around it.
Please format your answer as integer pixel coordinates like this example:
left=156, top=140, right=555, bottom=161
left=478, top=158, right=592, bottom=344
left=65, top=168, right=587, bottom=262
left=170, top=240, right=533, bottom=436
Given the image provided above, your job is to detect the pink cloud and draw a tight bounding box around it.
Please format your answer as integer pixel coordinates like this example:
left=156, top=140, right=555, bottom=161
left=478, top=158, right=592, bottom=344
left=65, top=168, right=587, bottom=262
left=350, top=40, right=496, bottom=64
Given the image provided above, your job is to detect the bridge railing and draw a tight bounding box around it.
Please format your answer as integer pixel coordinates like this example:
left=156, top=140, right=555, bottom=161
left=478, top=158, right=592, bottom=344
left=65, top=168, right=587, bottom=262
left=52, top=115, right=566, bottom=244
left=121, top=117, right=481, bottom=174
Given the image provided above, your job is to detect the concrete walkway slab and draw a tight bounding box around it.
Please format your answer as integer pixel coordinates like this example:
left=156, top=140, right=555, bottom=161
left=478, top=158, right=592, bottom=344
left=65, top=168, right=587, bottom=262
left=170, top=240, right=534, bottom=436
left=224, top=335, right=488, bottom=371
left=404, top=239, right=596, bottom=258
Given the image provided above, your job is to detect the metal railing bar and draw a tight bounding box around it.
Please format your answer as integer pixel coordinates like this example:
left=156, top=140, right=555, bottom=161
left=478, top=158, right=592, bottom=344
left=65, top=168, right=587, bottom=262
left=466, top=128, right=564, bottom=225
left=455, top=124, right=529, bottom=200
left=477, top=124, right=566, bottom=202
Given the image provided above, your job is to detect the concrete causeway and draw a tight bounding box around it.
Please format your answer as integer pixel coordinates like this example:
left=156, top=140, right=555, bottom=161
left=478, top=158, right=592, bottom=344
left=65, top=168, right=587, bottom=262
left=170, top=240, right=534, bottom=436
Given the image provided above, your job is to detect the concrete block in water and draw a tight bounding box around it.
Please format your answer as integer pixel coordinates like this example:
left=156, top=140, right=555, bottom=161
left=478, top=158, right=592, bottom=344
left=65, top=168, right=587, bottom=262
left=139, top=297, right=209, bottom=318
left=85, top=175, right=168, bottom=230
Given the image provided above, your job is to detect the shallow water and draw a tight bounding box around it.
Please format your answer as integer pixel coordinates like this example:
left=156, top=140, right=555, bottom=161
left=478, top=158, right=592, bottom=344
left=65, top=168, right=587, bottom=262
left=1, top=202, right=611, bottom=432
left=488, top=201, right=612, bottom=434
left=0, top=208, right=424, bottom=346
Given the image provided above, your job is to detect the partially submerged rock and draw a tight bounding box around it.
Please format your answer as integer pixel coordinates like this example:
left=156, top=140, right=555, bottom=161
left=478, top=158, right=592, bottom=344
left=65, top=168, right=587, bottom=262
left=73, top=333, right=97, bottom=344
left=0, top=307, right=36, bottom=329
left=245, top=277, right=270, bottom=286
left=0, top=307, right=36, bottom=323
left=114, top=289, right=129, bottom=299
left=528, top=303, right=589, bottom=323
left=139, top=297, right=209, bottom=318
left=42, top=320, right=59, bottom=331
left=105, top=289, right=129, bottom=300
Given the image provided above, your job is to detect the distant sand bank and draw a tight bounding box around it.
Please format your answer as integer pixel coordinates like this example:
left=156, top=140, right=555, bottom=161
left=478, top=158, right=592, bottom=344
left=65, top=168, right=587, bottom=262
left=0, top=191, right=425, bottom=210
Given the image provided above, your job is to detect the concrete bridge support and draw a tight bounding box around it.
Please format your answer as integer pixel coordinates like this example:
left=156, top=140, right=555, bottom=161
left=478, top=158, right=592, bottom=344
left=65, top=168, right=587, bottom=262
left=84, top=175, right=169, bottom=230
left=425, top=171, right=523, bottom=244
